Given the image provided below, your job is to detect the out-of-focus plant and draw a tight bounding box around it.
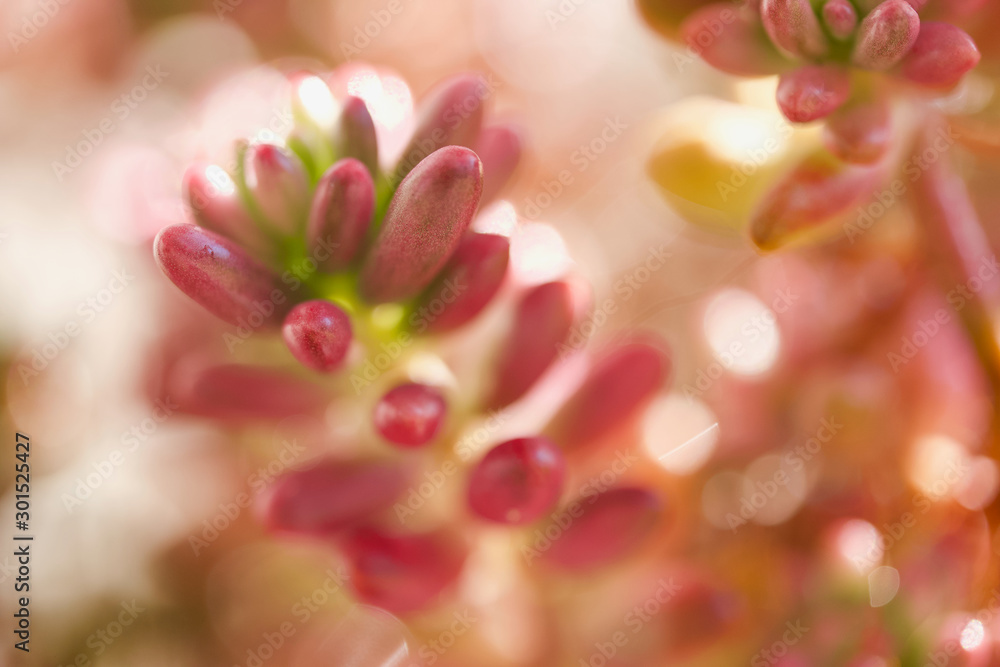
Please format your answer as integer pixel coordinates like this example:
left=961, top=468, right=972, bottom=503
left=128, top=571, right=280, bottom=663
left=639, top=0, right=986, bottom=245
left=151, top=65, right=676, bottom=631
left=639, top=0, right=1000, bottom=385
left=635, top=0, right=1000, bottom=663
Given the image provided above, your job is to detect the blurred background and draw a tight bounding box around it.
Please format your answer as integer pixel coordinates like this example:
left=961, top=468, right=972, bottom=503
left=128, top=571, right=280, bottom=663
left=2, top=0, right=1000, bottom=665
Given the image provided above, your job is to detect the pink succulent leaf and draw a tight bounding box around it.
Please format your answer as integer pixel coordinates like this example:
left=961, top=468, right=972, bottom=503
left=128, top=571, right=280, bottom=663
left=749, top=156, right=882, bottom=250
left=776, top=65, right=852, bottom=123
left=393, top=73, right=489, bottom=184
left=281, top=299, right=353, bottom=372
left=467, top=437, right=566, bottom=525
left=486, top=281, right=575, bottom=409
left=546, top=339, right=670, bottom=451
left=259, top=460, right=409, bottom=535
left=900, top=22, right=980, bottom=88
left=422, top=232, right=509, bottom=334
left=680, top=4, right=787, bottom=77
left=475, top=124, right=523, bottom=205
left=373, top=383, right=447, bottom=448
left=911, top=126, right=1000, bottom=309
left=821, top=0, right=859, bottom=40
left=823, top=96, right=892, bottom=164
left=171, top=364, right=326, bottom=421
left=154, top=223, right=284, bottom=327
left=851, top=0, right=921, bottom=71
left=359, top=146, right=484, bottom=303
left=183, top=163, right=272, bottom=260
left=760, top=0, right=830, bottom=59
left=336, top=96, right=380, bottom=178
left=339, top=527, right=468, bottom=614
left=306, top=158, right=375, bottom=271
left=538, top=487, right=665, bottom=571
left=242, top=143, right=311, bottom=235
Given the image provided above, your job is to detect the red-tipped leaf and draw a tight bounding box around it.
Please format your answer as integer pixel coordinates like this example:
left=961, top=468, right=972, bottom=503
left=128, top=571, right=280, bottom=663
left=467, top=437, right=566, bottom=525
left=393, top=73, right=489, bottom=183
left=761, top=0, right=829, bottom=59
left=340, top=527, right=468, bottom=614
left=852, top=0, right=920, bottom=71
left=476, top=124, right=523, bottom=205
left=336, top=96, right=380, bottom=177
left=901, top=22, right=980, bottom=89
left=823, top=96, right=892, bottom=164
left=537, top=487, right=665, bottom=571
left=260, top=460, right=408, bottom=535
left=282, top=299, right=353, bottom=372
left=359, top=146, right=484, bottom=303
left=242, top=143, right=310, bottom=235
left=546, top=339, right=670, bottom=451
left=822, top=0, right=858, bottom=40
left=776, top=65, right=852, bottom=123
left=680, top=4, right=787, bottom=77
left=373, top=383, right=447, bottom=448
left=154, top=223, right=283, bottom=327
left=171, top=364, right=325, bottom=421
left=421, top=232, right=509, bottom=333
left=183, top=163, right=271, bottom=259
left=306, top=158, right=374, bottom=271
left=486, top=281, right=575, bottom=409
left=749, top=155, right=883, bottom=250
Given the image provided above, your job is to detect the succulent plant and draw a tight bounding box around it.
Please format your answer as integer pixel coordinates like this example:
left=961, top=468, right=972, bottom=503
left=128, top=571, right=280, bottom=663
left=157, top=72, right=517, bottom=371
left=639, top=0, right=996, bottom=257
left=635, top=2, right=1000, bottom=663
left=152, top=66, right=674, bottom=615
